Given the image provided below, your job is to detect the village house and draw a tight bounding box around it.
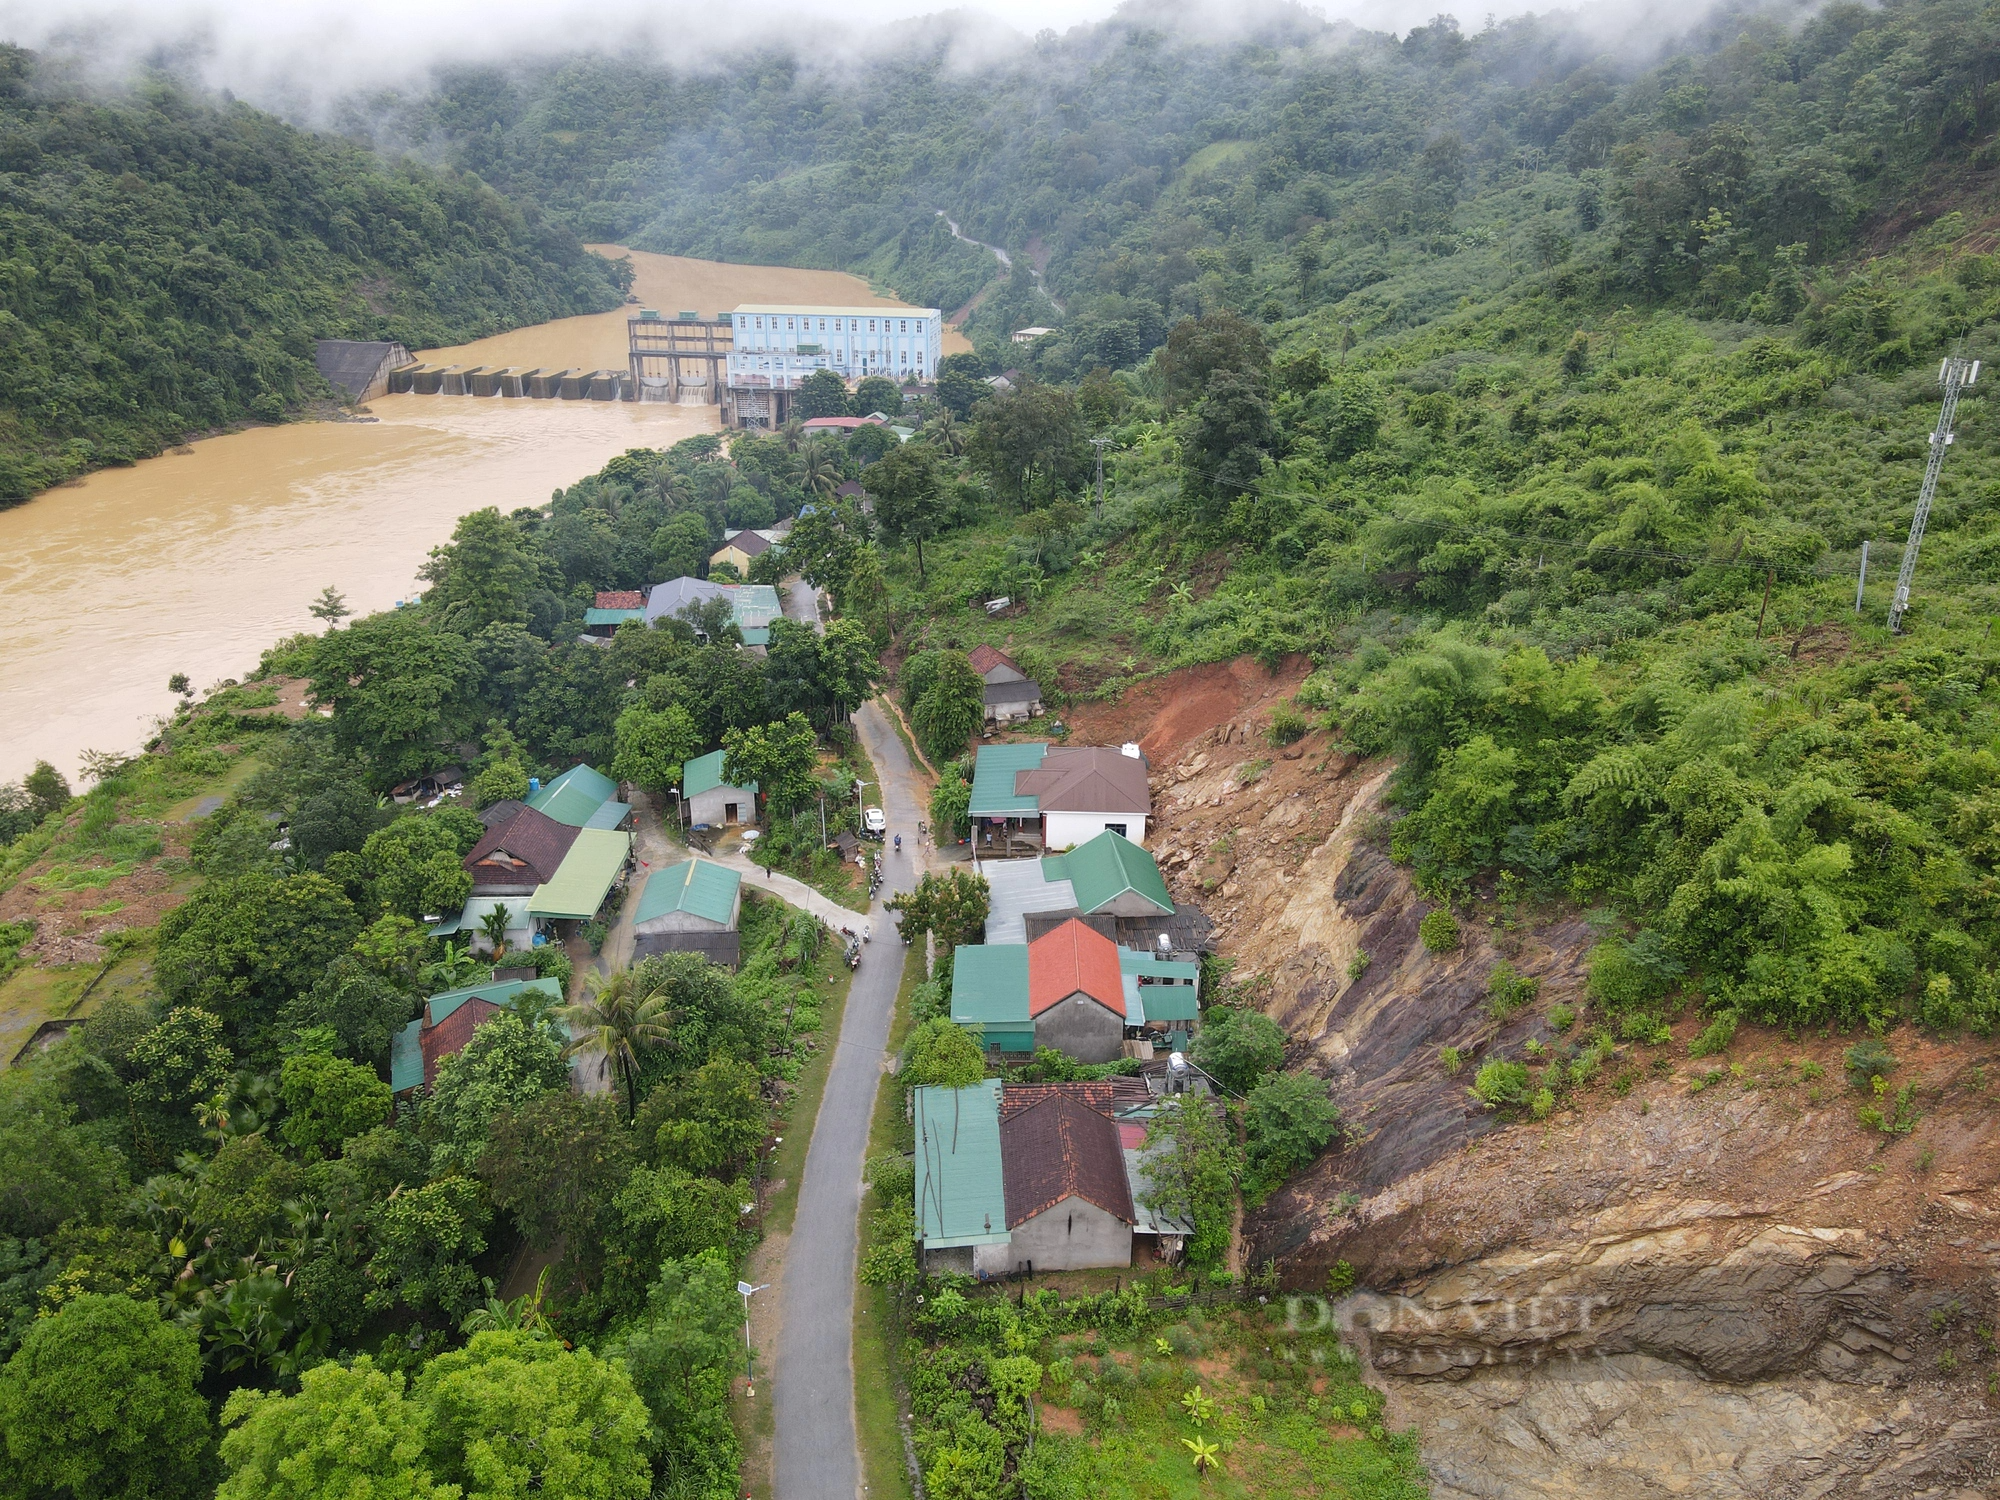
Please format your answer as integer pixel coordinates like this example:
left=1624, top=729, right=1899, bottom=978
left=709, top=529, right=780, bottom=577
left=967, top=741, right=1152, bottom=853
left=527, top=763, right=630, bottom=830
left=949, top=915, right=1200, bottom=1063
left=981, top=828, right=1211, bottom=957
left=643, top=577, right=784, bottom=647
left=427, top=803, right=582, bottom=953
left=967, top=644, right=1044, bottom=725
left=682, top=749, right=758, bottom=827
left=631, top=856, right=744, bottom=968
left=911, top=1078, right=1192, bottom=1276
left=583, top=590, right=647, bottom=639
left=390, top=974, right=564, bottom=1096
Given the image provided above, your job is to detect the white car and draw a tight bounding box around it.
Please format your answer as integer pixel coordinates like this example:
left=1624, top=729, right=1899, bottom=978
left=863, top=807, right=887, bottom=836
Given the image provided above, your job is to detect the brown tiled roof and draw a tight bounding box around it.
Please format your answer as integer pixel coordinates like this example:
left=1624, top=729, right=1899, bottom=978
left=595, top=590, right=645, bottom=610
left=478, top=799, right=527, bottom=828
left=1000, top=1092, right=1135, bottom=1228
left=420, top=997, right=501, bottom=1089
left=999, top=1079, right=1153, bottom=1120
left=1016, top=746, right=1151, bottom=816
left=968, top=644, right=1022, bottom=677
left=721, top=530, right=773, bottom=557
left=463, top=805, right=581, bottom=887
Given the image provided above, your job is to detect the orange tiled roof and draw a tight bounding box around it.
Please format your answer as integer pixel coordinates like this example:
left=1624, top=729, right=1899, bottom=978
left=1027, top=917, right=1123, bottom=1018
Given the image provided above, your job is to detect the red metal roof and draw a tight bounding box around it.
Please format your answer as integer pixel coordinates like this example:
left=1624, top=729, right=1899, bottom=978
left=802, top=415, right=884, bottom=430
left=1000, top=1092, right=1136, bottom=1228
left=420, top=997, right=501, bottom=1089
left=464, top=805, right=582, bottom=889
left=1027, top=918, right=1123, bottom=1018
left=595, top=590, right=645, bottom=610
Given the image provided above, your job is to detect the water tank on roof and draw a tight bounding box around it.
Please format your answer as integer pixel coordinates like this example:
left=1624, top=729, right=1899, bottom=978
left=528, top=777, right=541, bottom=794
left=1121, top=742, right=1142, bottom=758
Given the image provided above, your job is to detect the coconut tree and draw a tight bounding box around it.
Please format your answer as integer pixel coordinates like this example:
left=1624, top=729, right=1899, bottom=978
left=924, top=408, right=964, bottom=457
left=800, top=442, right=841, bottom=502
left=556, top=968, right=671, bottom=1118
left=779, top=417, right=806, bottom=453
left=476, top=905, right=510, bottom=961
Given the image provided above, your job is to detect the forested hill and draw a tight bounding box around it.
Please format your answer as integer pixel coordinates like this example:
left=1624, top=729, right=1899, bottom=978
left=0, top=46, right=627, bottom=504
left=393, top=0, right=2000, bottom=359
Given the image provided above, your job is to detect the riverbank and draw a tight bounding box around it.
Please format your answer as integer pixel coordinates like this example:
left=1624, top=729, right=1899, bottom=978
left=0, top=247, right=954, bottom=786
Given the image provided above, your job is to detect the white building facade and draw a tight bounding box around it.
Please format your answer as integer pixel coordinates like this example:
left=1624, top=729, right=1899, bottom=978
left=726, top=305, right=944, bottom=392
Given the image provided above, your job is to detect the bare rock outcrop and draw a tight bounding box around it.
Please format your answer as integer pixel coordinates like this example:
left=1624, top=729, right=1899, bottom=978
left=1145, top=715, right=2000, bottom=1498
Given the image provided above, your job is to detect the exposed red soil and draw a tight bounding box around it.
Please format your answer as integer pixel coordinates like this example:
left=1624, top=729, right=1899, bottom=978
left=1060, top=655, right=1313, bottom=764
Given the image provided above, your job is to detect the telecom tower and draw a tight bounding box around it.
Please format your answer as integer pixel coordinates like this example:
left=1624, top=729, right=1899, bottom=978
left=1889, top=353, right=1981, bottom=633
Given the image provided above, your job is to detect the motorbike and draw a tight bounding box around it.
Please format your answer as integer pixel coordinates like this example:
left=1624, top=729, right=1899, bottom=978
left=844, top=939, right=862, bottom=969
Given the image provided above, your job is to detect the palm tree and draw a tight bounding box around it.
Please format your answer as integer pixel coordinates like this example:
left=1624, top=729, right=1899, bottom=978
left=924, top=408, right=964, bottom=456
left=800, top=442, right=841, bottom=501
left=779, top=417, right=806, bottom=453
left=477, top=904, right=510, bottom=961
left=556, top=968, right=671, bottom=1118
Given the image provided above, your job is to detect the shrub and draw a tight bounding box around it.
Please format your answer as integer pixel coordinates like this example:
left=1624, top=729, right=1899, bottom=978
left=1620, top=1012, right=1671, bottom=1046
left=1549, top=1003, right=1577, bottom=1032
left=1419, top=908, right=1460, bottom=954
left=1486, top=962, right=1538, bottom=1020
left=1585, top=930, right=1684, bottom=1010
left=1471, top=1059, right=1531, bottom=1106
left=1686, top=1011, right=1737, bottom=1057
left=1530, top=1087, right=1556, bottom=1119
left=1346, top=949, right=1371, bottom=981
left=1437, top=1045, right=1463, bottom=1075
left=1844, top=1039, right=1898, bottom=1088
left=1266, top=702, right=1309, bottom=746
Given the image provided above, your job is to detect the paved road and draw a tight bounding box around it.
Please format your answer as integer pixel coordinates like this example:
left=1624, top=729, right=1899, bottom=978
left=772, top=698, right=932, bottom=1500
left=781, top=573, right=824, bottom=630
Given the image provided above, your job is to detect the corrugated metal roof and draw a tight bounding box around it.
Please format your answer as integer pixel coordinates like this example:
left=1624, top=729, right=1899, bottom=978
left=950, top=944, right=1030, bottom=1026
left=583, top=800, right=632, bottom=831
left=981, top=857, right=1077, bottom=945
left=390, top=976, right=562, bottom=1093
left=968, top=742, right=1047, bottom=818
left=584, top=606, right=645, bottom=626
left=1119, top=948, right=1201, bottom=1024
left=527, top=764, right=619, bottom=828
left=528, top=829, right=631, bottom=919
left=1028, top=919, right=1124, bottom=1019
left=683, top=749, right=756, bottom=801
left=635, top=858, right=741, bottom=928
left=912, top=1080, right=1010, bottom=1248
left=1047, top=831, right=1173, bottom=917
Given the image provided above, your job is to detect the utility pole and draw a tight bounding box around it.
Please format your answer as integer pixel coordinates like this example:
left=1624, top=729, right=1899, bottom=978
left=1890, top=353, right=1980, bottom=633
left=736, top=1280, right=768, bottom=1389
left=1855, top=540, right=1869, bottom=614
left=1089, top=436, right=1113, bottom=517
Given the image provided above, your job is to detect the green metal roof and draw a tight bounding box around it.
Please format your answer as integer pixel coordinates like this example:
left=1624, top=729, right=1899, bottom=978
left=740, top=627, right=771, bottom=647
left=528, top=829, right=632, bottom=919
left=636, top=858, right=741, bottom=927
left=583, top=800, right=632, bottom=830
left=730, top=584, right=784, bottom=631
left=389, top=976, right=562, bottom=1092
left=1043, top=830, right=1173, bottom=916
left=950, top=944, right=1030, bottom=1027
left=683, top=748, right=756, bottom=800
left=968, top=742, right=1047, bottom=818
left=527, top=764, right=620, bottom=828
left=1119, top=949, right=1201, bottom=1024
left=912, top=1080, right=1010, bottom=1248
left=584, top=606, right=645, bottom=626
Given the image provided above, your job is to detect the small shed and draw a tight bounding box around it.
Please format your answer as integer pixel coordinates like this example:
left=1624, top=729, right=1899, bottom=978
left=684, top=749, right=758, bottom=827
left=1000, top=1091, right=1137, bottom=1271
left=633, top=857, right=744, bottom=968
left=913, top=1080, right=1012, bottom=1275
left=389, top=976, right=563, bottom=1095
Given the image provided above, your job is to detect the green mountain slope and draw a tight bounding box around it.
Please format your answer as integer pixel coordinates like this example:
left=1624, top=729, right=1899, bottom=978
left=0, top=46, right=628, bottom=504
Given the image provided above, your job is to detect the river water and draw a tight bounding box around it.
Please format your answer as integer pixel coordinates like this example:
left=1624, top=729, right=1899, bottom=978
left=0, top=249, right=955, bottom=784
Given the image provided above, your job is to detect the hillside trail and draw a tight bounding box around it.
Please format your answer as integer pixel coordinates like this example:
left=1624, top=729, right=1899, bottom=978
left=1094, top=655, right=2000, bottom=1497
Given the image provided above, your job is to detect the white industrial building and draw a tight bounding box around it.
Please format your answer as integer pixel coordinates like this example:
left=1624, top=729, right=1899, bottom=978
left=726, top=305, right=943, bottom=401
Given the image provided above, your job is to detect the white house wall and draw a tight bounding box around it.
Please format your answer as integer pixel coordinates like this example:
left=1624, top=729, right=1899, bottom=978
left=1044, top=811, right=1149, bottom=850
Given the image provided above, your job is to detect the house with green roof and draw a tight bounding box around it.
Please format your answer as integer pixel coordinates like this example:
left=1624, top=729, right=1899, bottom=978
left=528, top=828, right=633, bottom=924
left=1042, top=830, right=1175, bottom=918
left=911, top=1080, right=1012, bottom=1275
left=683, top=749, right=758, bottom=827
left=633, top=857, right=744, bottom=968
left=967, top=742, right=1152, bottom=852
left=390, top=976, right=564, bottom=1095
left=527, top=764, right=629, bottom=830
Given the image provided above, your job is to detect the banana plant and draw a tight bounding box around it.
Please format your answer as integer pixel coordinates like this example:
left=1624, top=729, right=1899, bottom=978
left=1183, top=1435, right=1222, bottom=1476
left=460, top=1266, right=556, bottom=1337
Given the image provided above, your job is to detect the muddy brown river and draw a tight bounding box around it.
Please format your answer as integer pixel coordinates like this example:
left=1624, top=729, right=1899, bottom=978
left=0, top=250, right=959, bottom=784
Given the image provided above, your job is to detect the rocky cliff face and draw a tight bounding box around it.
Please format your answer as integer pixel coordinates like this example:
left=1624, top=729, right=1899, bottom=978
left=1143, top=706, right=2000, bottom=1498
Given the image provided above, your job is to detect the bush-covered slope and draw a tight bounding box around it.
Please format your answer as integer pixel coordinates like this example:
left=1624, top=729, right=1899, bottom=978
left=0, top=46, right=627, bottom=503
